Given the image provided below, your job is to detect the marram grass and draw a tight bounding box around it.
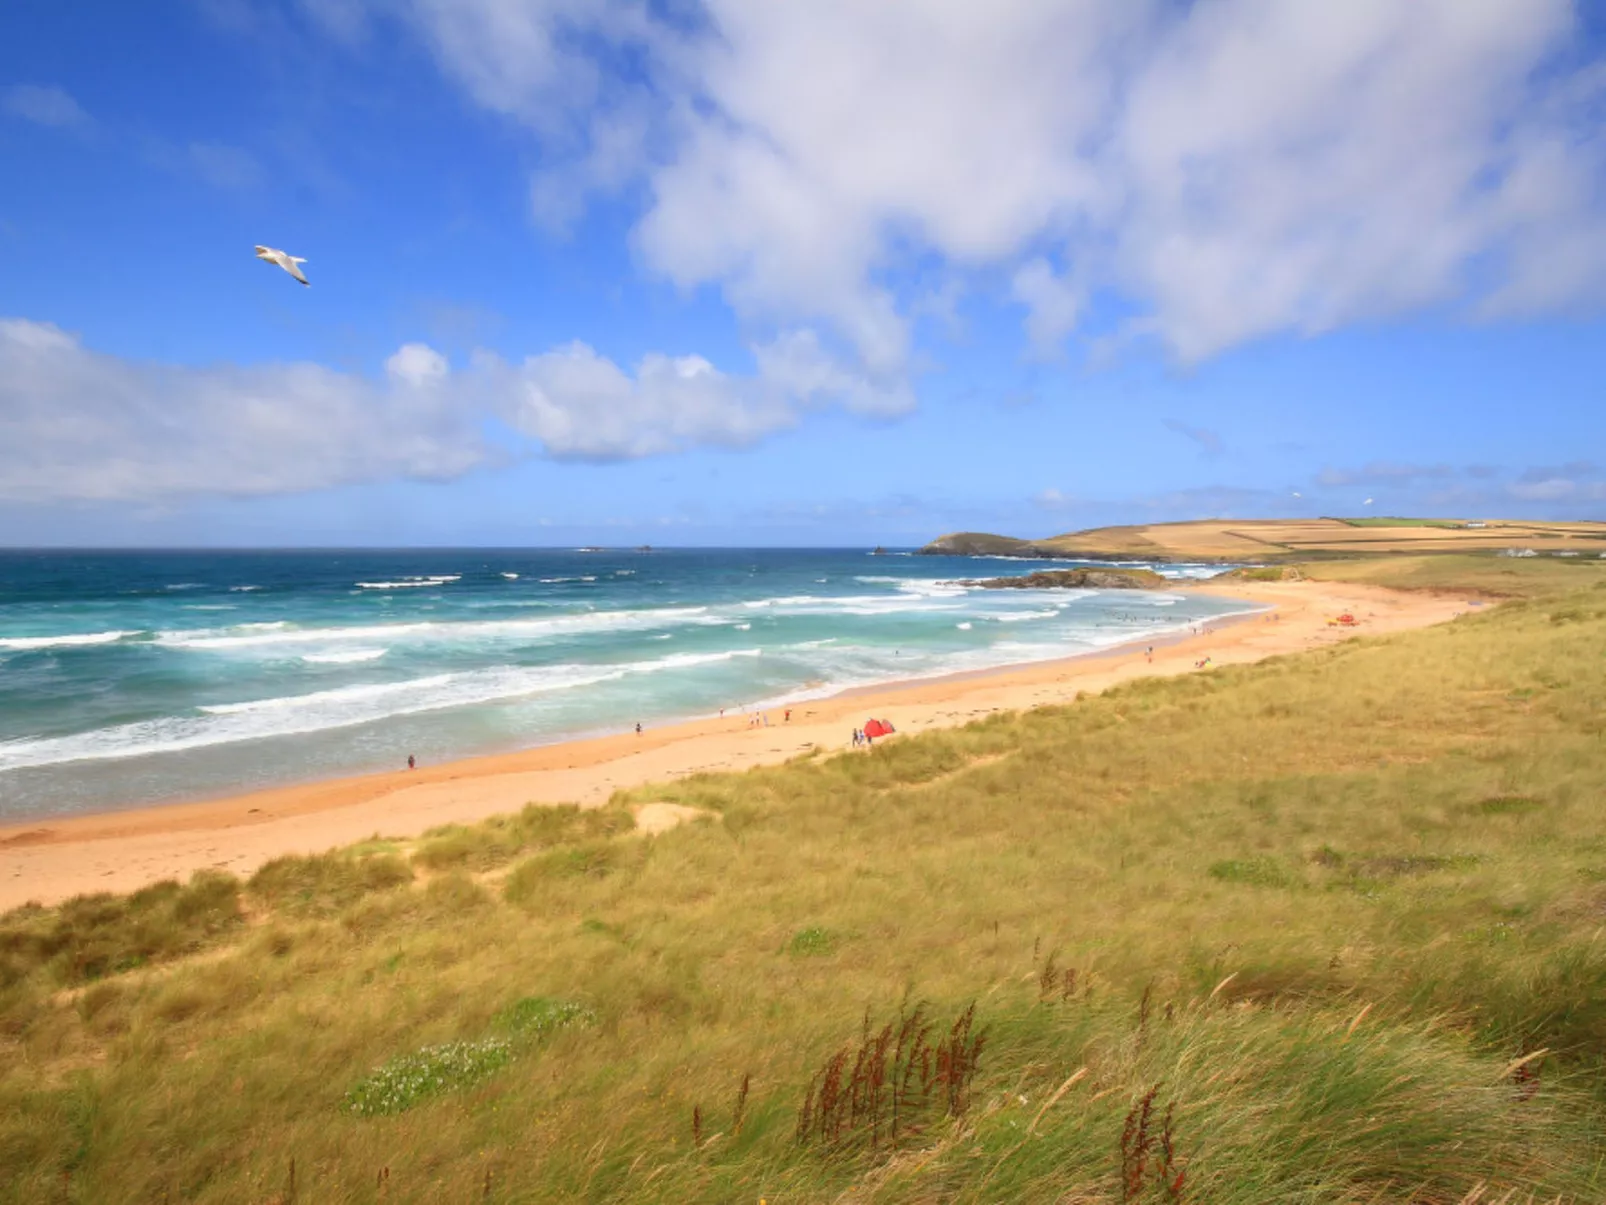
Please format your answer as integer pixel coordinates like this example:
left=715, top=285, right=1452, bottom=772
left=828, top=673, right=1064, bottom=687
left=2, top=557, right=1605, bottom=1202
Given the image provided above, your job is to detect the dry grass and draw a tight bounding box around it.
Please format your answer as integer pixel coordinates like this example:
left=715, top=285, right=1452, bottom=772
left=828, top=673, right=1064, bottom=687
left=2, top=559, right=1605, bottom=1201
left=1029, top=518, right=1606, bottom=560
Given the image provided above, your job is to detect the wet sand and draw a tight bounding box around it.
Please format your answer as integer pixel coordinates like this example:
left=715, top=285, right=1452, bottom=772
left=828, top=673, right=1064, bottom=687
left=0, top=579, right=1469, bottom=909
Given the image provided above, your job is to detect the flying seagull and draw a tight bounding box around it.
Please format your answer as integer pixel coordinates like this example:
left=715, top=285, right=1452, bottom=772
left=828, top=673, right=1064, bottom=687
left=255, top=245, right=309, bottom=286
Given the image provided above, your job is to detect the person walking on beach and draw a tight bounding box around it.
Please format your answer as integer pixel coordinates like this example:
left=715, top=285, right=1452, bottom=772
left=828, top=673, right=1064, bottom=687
left=784, top=708, right=791, bottom=723
left=635, top=722, right=642, bottom=735
left=1146, top=646, right=1153, bottom=663
left=407, top=754, right=415, bottom=770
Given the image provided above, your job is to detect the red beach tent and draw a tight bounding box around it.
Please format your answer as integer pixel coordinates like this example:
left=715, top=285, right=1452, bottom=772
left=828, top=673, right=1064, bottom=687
left=863, top=718, right=893, bottom=739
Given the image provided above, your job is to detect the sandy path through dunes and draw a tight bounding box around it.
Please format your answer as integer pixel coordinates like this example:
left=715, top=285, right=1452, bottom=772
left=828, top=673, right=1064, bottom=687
left=0, top=580, right=1469, bottom=909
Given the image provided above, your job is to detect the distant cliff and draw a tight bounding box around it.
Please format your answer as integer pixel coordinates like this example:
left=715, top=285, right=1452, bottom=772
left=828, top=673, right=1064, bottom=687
left=917, top=532, right=1074, bottom=559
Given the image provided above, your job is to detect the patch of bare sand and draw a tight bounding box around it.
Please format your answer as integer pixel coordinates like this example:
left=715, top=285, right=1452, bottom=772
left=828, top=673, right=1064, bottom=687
left=632, top=802, right=717, bottom=835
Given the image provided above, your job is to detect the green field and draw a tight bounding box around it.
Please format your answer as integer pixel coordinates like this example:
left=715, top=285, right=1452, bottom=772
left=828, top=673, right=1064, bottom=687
left=4, top=558, right=1606, bottom=1202
left=1336, top=517, right=1467, bottom=528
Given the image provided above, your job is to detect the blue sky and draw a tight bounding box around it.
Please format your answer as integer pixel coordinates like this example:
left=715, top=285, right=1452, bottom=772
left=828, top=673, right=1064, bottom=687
left=1, top=0, right=1604, bottom=547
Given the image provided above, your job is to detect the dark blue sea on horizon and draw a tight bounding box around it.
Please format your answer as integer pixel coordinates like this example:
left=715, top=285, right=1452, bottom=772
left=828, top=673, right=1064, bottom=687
left=0, top=548, right=1252, bottom=819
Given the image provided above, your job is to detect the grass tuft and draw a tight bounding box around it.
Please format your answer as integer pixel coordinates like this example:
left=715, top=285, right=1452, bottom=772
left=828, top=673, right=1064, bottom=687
left=0, top=871, right=240, bottom=988
left=1207, top=857, right=1297, bottom=889
left=248, top=850, right=411, bottom=916
left=788, top=927, right=838, bottom=957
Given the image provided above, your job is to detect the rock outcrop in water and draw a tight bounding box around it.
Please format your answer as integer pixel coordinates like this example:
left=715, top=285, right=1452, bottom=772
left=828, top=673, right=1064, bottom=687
left=960, top=568, right=1169, bottom=590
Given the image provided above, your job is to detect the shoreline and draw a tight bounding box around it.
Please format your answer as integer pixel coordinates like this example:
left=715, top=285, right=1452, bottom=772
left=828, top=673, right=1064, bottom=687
left=0, top=580, right=1468, bottom=909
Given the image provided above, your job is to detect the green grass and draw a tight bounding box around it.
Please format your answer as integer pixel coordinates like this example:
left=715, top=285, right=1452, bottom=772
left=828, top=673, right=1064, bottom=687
left=344, top=1038, right=515, bottom=1117
left=787, top=926, right=839, bottom=957
left=2, top=559, right=1606, bottom=1200
left=496, top=996, right=597, bottom=1038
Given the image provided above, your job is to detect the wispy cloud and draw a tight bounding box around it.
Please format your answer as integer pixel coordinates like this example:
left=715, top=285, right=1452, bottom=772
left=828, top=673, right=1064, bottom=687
left=1315, top=462, right=1456, bottom=488
left=1508, top=462, right=1604, bottom=502
left=1162, top=419, right=1223, bottom=457
left=2, top=84, right=90, bottom=129
left=1136, top=485, right=1284, bottom=519
left=186, top=141, right=263, bottom=190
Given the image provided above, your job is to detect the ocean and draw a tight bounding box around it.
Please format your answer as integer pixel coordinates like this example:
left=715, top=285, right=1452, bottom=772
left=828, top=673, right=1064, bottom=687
left=0, top=549, right=1254, bottom=820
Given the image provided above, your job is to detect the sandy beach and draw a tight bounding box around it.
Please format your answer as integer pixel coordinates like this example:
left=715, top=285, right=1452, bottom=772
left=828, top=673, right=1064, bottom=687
left=0, top=579, right=1470, bottom=910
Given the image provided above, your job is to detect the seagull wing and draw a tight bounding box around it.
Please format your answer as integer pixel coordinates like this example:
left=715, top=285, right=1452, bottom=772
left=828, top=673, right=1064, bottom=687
left=256, top=246, right=309, bottom=284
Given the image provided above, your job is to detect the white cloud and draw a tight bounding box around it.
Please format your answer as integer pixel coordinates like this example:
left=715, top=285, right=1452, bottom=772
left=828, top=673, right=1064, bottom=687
left=0, top=319, right=488, bottom=503
left=2, top=84, right=90, bottom=128
left=751, top=329, right=912, bottom=418
left=1012, top=259, right=1084, bottom=359
left=385, top=342, right=450, bottom=387
left=375, top=0, right=1606, bottom=369
left=0, top=318, right=887, bottom=501
left=483, top=341, right=795, bottom=460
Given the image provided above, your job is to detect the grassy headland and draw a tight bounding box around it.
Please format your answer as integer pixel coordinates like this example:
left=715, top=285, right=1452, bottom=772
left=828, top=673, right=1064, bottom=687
left=920, top=518, right=1606, bottom=562
left=3, top=557, right=1606, bottom=1201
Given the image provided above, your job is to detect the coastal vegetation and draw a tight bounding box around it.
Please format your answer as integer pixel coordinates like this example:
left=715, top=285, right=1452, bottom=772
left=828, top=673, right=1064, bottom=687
left=2, top=556, right=1606, bottom=1200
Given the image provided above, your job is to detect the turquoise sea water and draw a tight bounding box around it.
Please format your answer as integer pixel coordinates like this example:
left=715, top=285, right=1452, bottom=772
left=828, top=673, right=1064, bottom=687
left=0, top=549, right=1253, bottom=819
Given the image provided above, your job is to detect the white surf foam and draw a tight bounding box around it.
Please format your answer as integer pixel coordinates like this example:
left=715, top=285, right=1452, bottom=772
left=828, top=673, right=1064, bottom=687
left=356, top=575, right=461, bottom=589
left=302, top=649, right=388, bottom=664
left=157, top=607, right=719, bottom=652
left=0, top=649, right=764, bottom=772
left=0, top=630, right=136, bottom=651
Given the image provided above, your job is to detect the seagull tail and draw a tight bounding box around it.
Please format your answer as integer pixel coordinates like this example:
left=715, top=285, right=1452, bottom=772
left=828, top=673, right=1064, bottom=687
left=290, top=256, right=307, bottom=263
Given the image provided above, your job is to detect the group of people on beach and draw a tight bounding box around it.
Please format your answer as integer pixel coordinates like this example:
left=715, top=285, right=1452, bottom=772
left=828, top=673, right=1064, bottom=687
left=738, top=707, right=791, bottom=729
